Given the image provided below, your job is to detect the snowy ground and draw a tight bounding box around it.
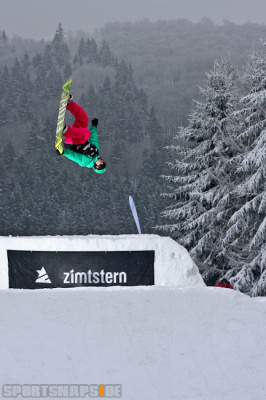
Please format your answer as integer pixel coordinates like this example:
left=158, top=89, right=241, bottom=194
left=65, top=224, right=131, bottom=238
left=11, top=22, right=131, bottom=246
left=1, top=286, right=266, bottom=400
left=0, top=235, right=265, bottom=399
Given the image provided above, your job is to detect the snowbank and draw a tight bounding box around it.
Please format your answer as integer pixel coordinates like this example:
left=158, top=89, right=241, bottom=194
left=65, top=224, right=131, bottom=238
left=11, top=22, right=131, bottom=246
left=0, top=287, right=266, bottom=400
left=0, top=234, right=204, bottom=289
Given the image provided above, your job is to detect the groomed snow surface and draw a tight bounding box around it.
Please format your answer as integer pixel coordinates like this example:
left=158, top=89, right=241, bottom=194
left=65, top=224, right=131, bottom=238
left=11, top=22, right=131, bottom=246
left=1, top=287, right=266, bottom=400
left=1, top=235, right=266, bottom=400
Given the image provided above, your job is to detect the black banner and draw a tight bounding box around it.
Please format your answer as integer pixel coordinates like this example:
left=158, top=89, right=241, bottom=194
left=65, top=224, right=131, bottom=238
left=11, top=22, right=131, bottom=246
left=7, top=250, right=155, bottom=289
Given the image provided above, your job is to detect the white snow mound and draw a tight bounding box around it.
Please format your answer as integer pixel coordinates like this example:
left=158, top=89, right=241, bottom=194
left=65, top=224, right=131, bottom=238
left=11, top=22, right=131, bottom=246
left=0, top=234, right=204, bottom=288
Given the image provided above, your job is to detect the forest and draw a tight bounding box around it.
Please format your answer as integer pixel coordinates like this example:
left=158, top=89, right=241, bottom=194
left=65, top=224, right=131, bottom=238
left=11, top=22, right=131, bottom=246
left=0, top=19, right=265, bottom=294
left=98, top=19, right=266, bottom=134
left=0, top=23, right=168, bottom=238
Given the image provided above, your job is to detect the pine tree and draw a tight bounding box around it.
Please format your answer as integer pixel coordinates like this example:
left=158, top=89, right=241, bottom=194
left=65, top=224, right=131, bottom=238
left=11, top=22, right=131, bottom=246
left=46, top=66, right=62, bottom=100
left=11, top=56, right=33, bottom=120
left=1, top=30, right=8, bottom=43
left=137, top=149, right=166, bottom=231
left=43, top=44, right=55, bottom=72
left=222, top=49, right=266, bottom=295
left=98, top=76, right=115, bottom=136
left=113, top=60, right=141, bottom=140
left=0, top=66, right=9, bottom=126
left=33, top=54, right=48, bottom=101
left=98, top=40, right=114, bottom=66
left=77, top=38, right=86, bottom=65
left=1, top=65, right=10, bottom=98
left=22, top=52, right=30, bottom=71
left=32, top=52, right=42, bottom=69
left=10, top=59, right=23, bottom=116
left=21, top=52, right=33, bottom=116
left=85, top=84, right=98, bottom=117
left=86, top=37, right=99, bottom=63
left=146, top=106, right=163, bottom=142
left=51, top=23, right=70, bottom=67
left=28, top=119, right=41, bottom=152
left=160, top=60, right=240, bottom=278
left=138, top=88, right=148, bottom=120
left=63, top=62, right=72, bottom=81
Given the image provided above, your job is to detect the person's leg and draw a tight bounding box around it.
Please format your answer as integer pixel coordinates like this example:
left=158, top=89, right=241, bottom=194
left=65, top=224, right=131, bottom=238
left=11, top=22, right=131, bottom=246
left=67, top=101, right=89, bottom=128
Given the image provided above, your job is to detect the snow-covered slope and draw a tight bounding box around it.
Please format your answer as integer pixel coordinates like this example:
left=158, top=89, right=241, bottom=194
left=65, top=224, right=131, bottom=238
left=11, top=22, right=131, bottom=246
left=1, top=236, right=264, bottom=399
left=0, top=234, right=204, bottom=288
left=1, top=287, right=266, bottom=400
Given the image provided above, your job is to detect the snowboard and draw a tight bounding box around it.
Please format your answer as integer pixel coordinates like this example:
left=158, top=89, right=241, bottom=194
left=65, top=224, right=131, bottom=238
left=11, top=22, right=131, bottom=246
left=55, top=78, right=72, bottom=154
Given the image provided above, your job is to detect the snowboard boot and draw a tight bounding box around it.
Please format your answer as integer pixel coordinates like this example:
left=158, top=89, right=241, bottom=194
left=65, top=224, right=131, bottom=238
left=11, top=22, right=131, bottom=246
left=68, top=94, right=73, bottom=104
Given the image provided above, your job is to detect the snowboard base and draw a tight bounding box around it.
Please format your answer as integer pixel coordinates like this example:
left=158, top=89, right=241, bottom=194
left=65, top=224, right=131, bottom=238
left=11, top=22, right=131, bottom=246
left=55, top=78, right=72, bottom=154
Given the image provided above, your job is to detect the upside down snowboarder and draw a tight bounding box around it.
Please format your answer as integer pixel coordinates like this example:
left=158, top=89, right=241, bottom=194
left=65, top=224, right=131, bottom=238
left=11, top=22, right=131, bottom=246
left=56, top=95, right=107, bottom=174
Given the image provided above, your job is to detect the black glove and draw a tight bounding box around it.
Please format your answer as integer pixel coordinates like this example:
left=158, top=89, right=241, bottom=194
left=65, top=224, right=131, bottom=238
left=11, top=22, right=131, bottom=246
left=91, top=118, right=98, bottom=127
left=56, top=149, right=64, bottom=155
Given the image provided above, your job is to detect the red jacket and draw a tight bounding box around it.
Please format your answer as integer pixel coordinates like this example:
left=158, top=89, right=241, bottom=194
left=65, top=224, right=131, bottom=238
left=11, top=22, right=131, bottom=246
left=216, top=281, right=233, bottom=289
left=63, top=101, right=91, bottom=145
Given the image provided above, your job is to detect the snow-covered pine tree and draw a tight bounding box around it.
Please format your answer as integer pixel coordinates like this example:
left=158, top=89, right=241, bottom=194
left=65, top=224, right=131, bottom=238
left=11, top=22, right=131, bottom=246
left=159, top=60, right=240, bottom=283
left=51, top=23, right=70, bottom=67
left=222, top=48, right=266, bottom=295
left=1, top=30, right=8, bottom=43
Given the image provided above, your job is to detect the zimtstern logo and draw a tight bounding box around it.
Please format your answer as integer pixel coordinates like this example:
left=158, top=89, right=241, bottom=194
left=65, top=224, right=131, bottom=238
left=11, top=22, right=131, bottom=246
left=63, top=269, right=127, bottom=285
left=35, top=267, right=52, bottom=284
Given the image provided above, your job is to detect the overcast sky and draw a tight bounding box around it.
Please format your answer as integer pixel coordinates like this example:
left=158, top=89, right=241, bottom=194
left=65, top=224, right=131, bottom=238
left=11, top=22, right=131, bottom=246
left=1, top=0, right=266, bottom=40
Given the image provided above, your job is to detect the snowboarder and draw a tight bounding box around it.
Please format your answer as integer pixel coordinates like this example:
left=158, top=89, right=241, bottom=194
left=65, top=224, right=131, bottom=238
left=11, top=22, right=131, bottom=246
left=56, top=96, right=107, bottom=174
left=216, top=278, right=233, bottom=289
